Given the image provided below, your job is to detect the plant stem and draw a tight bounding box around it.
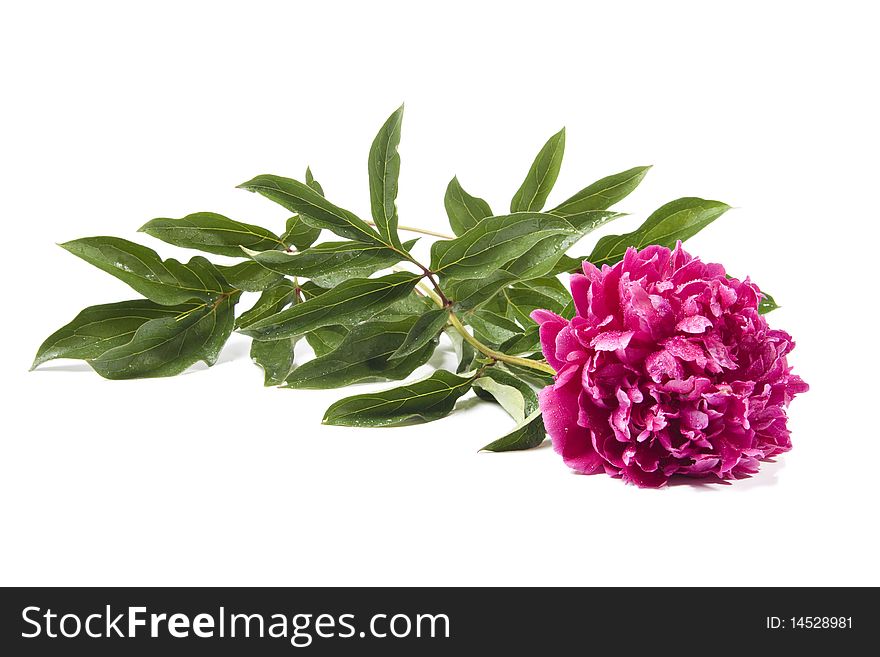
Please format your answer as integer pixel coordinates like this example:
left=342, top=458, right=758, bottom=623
left=366, top=219, right=453, bottom=240
left=447, top=312, right=556, bottom=375
left=416, top=280, right=445, bottom=307
left=393, top=230, right=554, bottom=376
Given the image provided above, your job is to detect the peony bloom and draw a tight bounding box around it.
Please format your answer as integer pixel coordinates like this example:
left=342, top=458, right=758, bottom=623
left=532, top=242, right=807, bottom=487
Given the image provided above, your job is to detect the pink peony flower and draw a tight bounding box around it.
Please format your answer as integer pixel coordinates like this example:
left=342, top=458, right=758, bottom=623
left=532, top=242, right=807, bottom=487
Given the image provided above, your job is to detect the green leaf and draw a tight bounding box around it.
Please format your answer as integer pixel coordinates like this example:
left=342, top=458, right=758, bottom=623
left=32, top=299, right=199, bottom=369
left=298, top=280, right=328, bottom=300
left=468, top=311, right=520, bottom=346
left=758, top=291, right=779, bottom=314
left=503, top=284, right=566, bottom=327
left=240, top=272, right=422, bottom=341
left=282, top=216, right=321, bottom=251
left=306, top=325, right=349, bottom=357
left=305, top=166, right=325, bottom=196
left=502, top=358, right=555, bottom=387
left=368, top=105, right=405, bottom=250
left=390, top=308, right=450, bottom=360
left=285, top=317, right=436, bottom=389
left=60, top=237, right=230, bottom=305
left=444, top=176, right=493, bottom=236
left=236, top=279, right=297, bottom=329
left=588, top=198, right=731, bottom=268
left=281, top=167, right=325, bottom=249
left=430, top=212, right=577, bottom=280
left=88, top=292, right=240, bottom=379
left=480, top=409, right=546, bottom=452
left=518, top=277, right=571, bottom=309
left=504, top=210, right=623, bottom=280
left=498, top=325, right=540, bottom=355
left=381, top=290, right=436, bottom=317
left=473, top=368, right=538, bottom=422
left=446, top=270, right=519, bottom=312
left=550, top=166, right=651, bottom=216
left=139, top=212, right=285, bottom=257
left=322, top=370, right=476, bottom=427
left=510, top=128, right=565, bottom=212
left=251, top=337, right=298, bottom=386
left=547, top=254, right=582, bottom=276
left=471, top=309, right=522, bottom=335
left=237, top=174, right=385, bottom=246
left=243, top=239, right=417, bottom=288
left=446, top=328, right=477, bottom=374
left=216, top=261, right=283, bottom=292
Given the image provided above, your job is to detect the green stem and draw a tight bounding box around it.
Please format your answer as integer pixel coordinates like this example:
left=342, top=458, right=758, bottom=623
left=395, top=241, right=554, bottom=376
left=447, top=312, right=556, bottom=375
left=366, top=219, right=453, bottom=240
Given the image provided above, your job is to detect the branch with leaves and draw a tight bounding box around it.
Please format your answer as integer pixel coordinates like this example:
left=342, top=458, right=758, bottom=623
left=32, top=105, right=777, bottom=451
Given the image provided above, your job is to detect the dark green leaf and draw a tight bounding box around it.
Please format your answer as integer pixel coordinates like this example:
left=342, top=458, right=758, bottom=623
left=368, top=105, right=405, bottom=250
left=518, top=277, right=571, bottom=308
left=243, top=239, right=416, bottom=287
left=430, top=212, right=577, bottom=280
left=468, top=311, right=520, bottom=346
left=502, top=358, right=555, bottom=387
left=240, top=272, right=422, bottom=341
left=550, top=165, right=651, bottom=216
left=471, top=309, right=523, bottom=335
left=322, top=370, right=476, bottom=427
left=480, top=410, right=546, bottom=452
left=380, top=290, right=436, bottom=317
left=282, top=216, right=321, bottom=250
left=503, top=284, right=566, bottom=326
left=216, top=261, right=283, bottom=292
left=298, top=281, right=327, bottom=300
left=251, top=337, right=298, bottom=386
left=504, top=210, right=622, bottom=280
left=759, top=291, right=779, bottom=314
left=139, top=212, right=285, bottom=257
left=60, top=237, right=229, bottom=305
left=32, top=299, right=198, bottom=369
left=237, top=174, right=384, bottom=246
left=279, top=170, right=325, bottom=250
left=510, top=128, right=565, bottom=212
left=286, top=317, right=435, bottom=389
left=306, top=325, right=349, bottom=357
left=498, top=325, right=540, bottom=355
left=390, top=308, right=449, bottom=360
left=305, top=166, right=324, bottom=196
left=88, top=292, right=240, bottom=379
left=446, top=270, right=519, bottom=312
left=444, top=176, right=493, bottom=236
left=236, top=279, right=297, bottom=329
left=547, top=254, right=582, bottom=276
left=588, top=197, right=731, bottom=268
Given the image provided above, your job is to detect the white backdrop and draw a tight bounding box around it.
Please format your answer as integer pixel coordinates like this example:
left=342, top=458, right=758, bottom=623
left=1, top=1, right=877, bottom=586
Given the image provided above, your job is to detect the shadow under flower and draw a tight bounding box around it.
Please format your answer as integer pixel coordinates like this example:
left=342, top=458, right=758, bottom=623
left=667, top=457, right=785, bottom=492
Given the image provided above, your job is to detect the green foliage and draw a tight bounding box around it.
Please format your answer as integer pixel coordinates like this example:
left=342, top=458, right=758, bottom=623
left=34, top=107, right=756, bottom=452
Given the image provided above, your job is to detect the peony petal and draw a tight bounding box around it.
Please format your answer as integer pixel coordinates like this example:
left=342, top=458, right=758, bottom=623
left=645, top=349, right=683, bottom=382
left=569, top=274, right=591, bottom=319
left=591, top=330, right=635, bottom=352
left=539, top=384, right=605, bottom=474
left=676, top=315, right=713, bottom=334
left=531, top=308, right=565, bottom=326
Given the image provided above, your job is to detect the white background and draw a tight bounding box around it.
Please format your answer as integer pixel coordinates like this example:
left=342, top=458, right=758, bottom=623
left=1, top=1, right=877, bottom=586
